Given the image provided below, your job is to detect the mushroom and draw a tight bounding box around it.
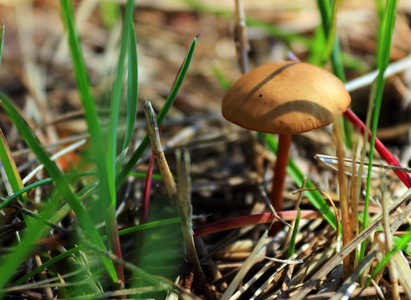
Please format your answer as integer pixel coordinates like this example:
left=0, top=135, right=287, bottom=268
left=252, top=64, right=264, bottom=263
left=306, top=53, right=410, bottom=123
left=222, top=61, right=351, bottom=225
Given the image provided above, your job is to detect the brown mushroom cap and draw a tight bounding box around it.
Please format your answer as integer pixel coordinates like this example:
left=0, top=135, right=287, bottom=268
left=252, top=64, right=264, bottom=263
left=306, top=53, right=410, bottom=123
left=222, top=61, right=351, bottom=134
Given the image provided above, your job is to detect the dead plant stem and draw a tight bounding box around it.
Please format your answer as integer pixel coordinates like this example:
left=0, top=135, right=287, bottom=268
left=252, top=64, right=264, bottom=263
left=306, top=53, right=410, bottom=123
left=234, top=0, right=249, bottom=73
left=381, top=176, right=400, bottom=300
left=144, top=100, right=177, bottom=198
left=334, top=119, right=353, bottom=278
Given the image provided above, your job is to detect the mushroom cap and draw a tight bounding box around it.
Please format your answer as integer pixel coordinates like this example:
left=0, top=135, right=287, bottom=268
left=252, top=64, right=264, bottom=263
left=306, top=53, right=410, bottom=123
left=222, top=61, right=351, bottom=134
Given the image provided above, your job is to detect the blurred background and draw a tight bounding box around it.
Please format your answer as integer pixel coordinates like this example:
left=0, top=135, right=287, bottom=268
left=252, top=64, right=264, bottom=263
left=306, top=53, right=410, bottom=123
left=0, top=0, right=411, bottom=141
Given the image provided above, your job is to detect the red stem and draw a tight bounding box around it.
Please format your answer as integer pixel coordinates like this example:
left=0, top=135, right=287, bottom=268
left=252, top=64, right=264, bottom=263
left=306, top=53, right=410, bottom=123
left=194, top=210, right=321, bottom=238
left=106, top=207, right=125, bottom=287
left=140, top=124, right=164, bottom=225
left=192, top=203, right=383, bottom=239
left=343, top=109, right=411, bottom=188
left=138, top=125, right=164, bottom=262
left=140, top=153, right=155, bottom=225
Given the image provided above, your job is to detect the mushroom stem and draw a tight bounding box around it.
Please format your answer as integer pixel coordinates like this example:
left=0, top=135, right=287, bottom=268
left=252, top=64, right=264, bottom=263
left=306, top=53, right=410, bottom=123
left=270, top=133, right=292, bottom=218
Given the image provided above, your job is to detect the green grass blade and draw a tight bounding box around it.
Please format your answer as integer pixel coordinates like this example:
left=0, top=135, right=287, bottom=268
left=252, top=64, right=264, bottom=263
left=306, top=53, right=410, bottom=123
left=329, top=35, right=346, bottom=81
left=308, top=27, right=326, bottom=66
left=393, top=236, right=411, bottom=255
left=364, top=0, right=398, bottom=226
left=377, top=2, right=397, bottom=70
left=117, top=33, right=198, bottom=185
left=264, top=133, right=338, bottom=230
left=315, top=0, right=352, bottom=148
left=106, top=0, right=135, bottom=207
left=316, top=0, right=331, bottom=32
left=0, top=128, right=28, bottom=204
left=60, top=0, right=122, bottom=282
left=320, top=0, right=338, bottom=63
left=361, top=0, right=398, bottom=261
left=0, top=127, right=32, bottom=231
left=122, top=20, right=138, bottom=152
left=104, top=5, right=136, bottom=278
left=59, top=0, right=123, bottom=282
left=315, top=0, right=346, bottom=79
left=59, top=0, right=112, bottom=210
left=155, top=34, right=198, bottom=130
left=287, top=208, right=301, bottom=258
left=0, top=93, right=117, bottom=283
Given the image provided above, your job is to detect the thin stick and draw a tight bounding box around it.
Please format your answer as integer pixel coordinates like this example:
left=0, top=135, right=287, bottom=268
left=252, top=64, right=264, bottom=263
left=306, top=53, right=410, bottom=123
left=381, top=176, right=400, bottom=300
left=334, top=119, right=353, bottom=278
left=176, top=149, right=197, bottom=263
left=349, top=137, right=359, bottom=271
left=143, top=100, right=177, bottom=198
left=234, top=0, right=249, bottom=73
left=176, top=150, right=217, bottom=300
left=194, top=210, right=321, bottom=238
left=279, top=263, right=295, bottom=299
left=315, top=154, right=411, bottom=175
left=321, top=191, right=340, bottom=242
left=258, top=185, right=291, bottom=228
left=34, top=255, right=53, bottom=300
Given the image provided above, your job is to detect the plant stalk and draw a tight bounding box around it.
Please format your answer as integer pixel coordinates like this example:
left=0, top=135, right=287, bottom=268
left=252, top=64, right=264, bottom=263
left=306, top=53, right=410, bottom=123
left=269, top=133, right=292, bottom=234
